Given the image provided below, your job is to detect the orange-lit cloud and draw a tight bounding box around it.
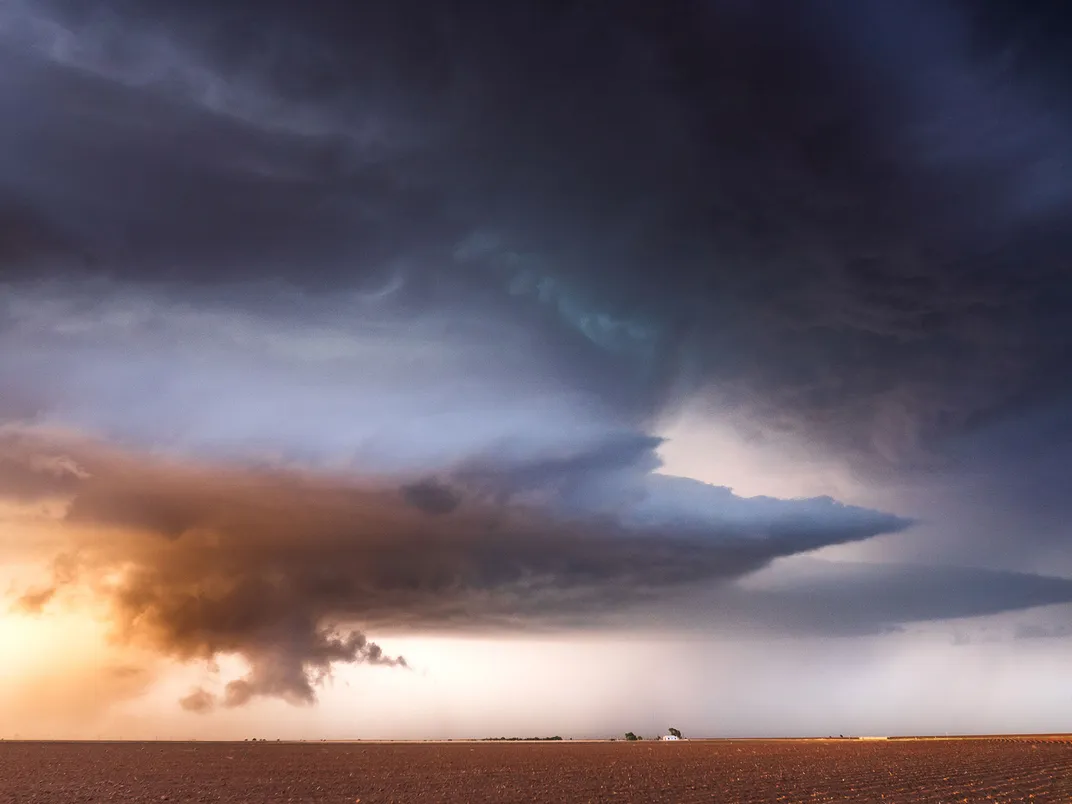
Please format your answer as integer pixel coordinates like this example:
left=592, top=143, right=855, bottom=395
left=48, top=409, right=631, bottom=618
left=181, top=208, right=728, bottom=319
left=0, top=426, right=910, bottom=712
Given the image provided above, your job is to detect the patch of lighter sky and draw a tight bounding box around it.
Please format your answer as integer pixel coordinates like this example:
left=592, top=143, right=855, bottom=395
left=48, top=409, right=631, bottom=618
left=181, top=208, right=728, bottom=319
left=5, top=618, right=1072, bottom=738
left=112, top=629, right=1072, bottom=740
left=655, top=403, right=931, bottom=565
left=656, top=406, right=861, bottom=502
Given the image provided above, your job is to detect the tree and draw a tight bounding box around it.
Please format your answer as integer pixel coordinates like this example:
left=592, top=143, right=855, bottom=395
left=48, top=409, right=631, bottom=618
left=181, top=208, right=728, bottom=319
left=624, top=732, right=638, bottom=741
left=668, top=727, right=682, bottom=739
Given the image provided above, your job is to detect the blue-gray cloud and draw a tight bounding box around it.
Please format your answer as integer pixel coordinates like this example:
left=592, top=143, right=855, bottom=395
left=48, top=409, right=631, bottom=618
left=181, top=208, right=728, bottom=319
left=687, top=561, right=1072, bottom=638
left=4, top=0, right=1072, bottom=469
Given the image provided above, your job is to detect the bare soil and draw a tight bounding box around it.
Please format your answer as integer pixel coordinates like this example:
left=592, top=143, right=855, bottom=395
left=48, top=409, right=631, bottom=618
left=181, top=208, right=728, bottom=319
left=3, top=737, right=1072, bottom=803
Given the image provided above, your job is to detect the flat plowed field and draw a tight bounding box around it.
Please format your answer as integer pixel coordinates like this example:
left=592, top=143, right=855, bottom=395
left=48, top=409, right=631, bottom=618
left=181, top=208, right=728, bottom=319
left=3, top=738, right=1072, bottom=803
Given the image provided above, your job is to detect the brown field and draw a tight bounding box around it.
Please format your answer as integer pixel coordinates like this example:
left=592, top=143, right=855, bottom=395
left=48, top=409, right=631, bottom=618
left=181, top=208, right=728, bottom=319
left=3, top=738, right=1072, bottom=803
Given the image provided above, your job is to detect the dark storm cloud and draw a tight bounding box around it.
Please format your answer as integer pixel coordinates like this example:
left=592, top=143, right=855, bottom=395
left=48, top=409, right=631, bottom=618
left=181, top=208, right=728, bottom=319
left=400, top=479, right=461, bottom=516
left=5, top=0, right=1072, bottom=465
left=1, top=429, right=909, bottom=706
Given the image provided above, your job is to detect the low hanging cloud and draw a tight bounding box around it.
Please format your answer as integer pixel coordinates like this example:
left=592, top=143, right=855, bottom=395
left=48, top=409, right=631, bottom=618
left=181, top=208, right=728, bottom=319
left=665, top=560, right=1072, bottom=639
left=2, top=427, right=911, bottom=707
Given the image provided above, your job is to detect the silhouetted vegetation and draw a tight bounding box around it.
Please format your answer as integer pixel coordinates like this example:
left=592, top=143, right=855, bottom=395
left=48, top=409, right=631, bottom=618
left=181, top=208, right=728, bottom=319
left=483, top=736, right=563, bottom=741
left=668, top=727, right=682, bottom=738
left=624, top=732, right=639, bottom=741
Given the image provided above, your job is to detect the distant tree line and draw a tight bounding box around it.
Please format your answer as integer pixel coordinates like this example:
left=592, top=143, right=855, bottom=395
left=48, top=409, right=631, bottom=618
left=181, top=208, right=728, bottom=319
left=623, top=727, right=683, bottom=741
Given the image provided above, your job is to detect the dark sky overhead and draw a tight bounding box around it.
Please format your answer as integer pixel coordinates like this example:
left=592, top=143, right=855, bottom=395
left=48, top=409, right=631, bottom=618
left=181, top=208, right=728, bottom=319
left=2, top=0, right=1072, bottom=736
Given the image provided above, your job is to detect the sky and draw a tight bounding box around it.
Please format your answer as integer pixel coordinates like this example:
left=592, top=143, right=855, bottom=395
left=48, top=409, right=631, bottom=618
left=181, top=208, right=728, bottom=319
left=3, top=0, right=1072, bottom=740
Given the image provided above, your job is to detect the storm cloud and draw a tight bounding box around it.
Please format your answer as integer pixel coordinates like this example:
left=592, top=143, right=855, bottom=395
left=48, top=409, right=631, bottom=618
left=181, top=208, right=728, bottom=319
left=4, top=0, right=1072, bottom=728
left=2, top=428, right=911, bottom=705
left=2, top=0, right=1072, bottom=468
